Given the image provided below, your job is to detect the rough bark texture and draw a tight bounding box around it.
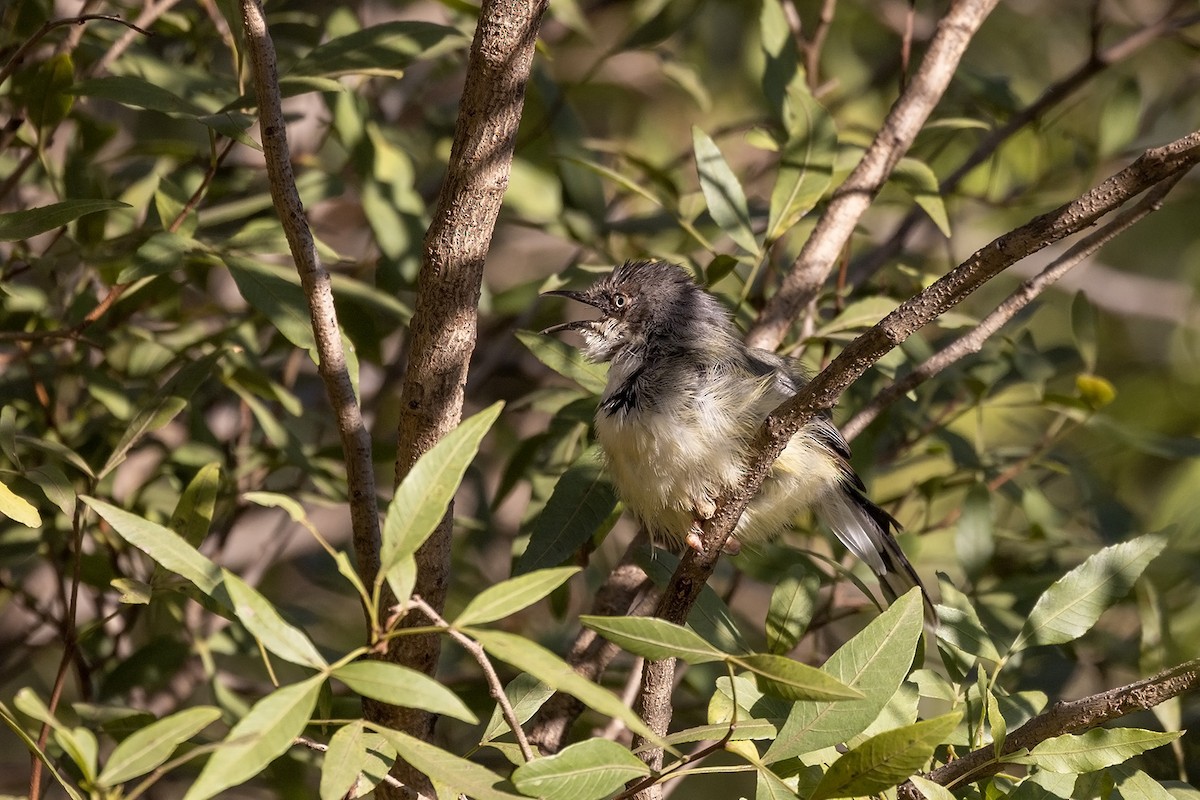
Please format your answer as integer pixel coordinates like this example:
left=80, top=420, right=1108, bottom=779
left=377, top=0, right=549, bottom=786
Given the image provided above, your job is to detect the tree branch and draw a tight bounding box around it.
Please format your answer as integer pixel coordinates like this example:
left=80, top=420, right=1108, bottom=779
left=849, top=7, right=1200, bottom=286
left=897, top=658, right=1200, bottom=799
left=840, top=167, right=1191, bottom=441
left=240, top=0, right=381, bottom=592
left=381, top=0, right=548, bottom=777
left=747, top=0, right=1001, bottom=350
left=632, top=129, right=1200, bottom=780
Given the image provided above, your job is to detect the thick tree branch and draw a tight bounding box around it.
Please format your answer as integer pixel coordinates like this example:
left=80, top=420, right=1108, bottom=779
left=897, top=658, right=1200, bottom=799
left=849, top=8, right=1200, bottom=286
left=633, top=130, right=1200, bottom=779
left=382, top=0, right=548, bottom=765
left=841, top=168, right=1190, bottom=441
left=747, top=0, right=1000, bottom=351
left=240, top=0, right=381, bottom=591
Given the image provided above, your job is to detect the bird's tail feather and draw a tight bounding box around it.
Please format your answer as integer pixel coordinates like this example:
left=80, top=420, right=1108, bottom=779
left=817, top=486, right=935, bottom=618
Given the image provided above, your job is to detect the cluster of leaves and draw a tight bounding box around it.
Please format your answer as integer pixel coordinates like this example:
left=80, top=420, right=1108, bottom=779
left=2, top=0, right=1199, bottom=798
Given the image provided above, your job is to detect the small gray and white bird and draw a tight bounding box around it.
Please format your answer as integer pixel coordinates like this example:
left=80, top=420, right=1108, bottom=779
left=543, top=259, right=925, bottom=604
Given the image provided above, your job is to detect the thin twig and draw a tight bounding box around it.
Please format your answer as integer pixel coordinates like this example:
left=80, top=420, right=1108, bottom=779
left=748, top=0, right=1001, bottom=350
left=87, top=0, right=183, bottom=78
left=239, top=0, right=382, bottom=594
left=897, top=658, right=1200, bottom=798
left=840, top=168, right=1190, bottom=440
left=849, top=8, right=1200, bottom=286
left=0, top=14, right=151, bottom=86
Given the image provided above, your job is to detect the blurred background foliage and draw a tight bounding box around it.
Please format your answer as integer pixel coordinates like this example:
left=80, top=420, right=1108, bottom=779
left=1, top=0, right=1199, bottom=795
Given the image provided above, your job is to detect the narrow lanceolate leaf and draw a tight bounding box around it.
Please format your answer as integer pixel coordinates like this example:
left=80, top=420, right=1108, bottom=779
left=333, top=661, right=477, bottom=724
left=765, top=589, right=923, bottom=763
left=693, top=126, right=759, bottom=254
left=454, top=567, right=579, bottom=627
left=512, top=739, right=649, bottom=800
left=169, top=463, right=221, bottom=548
left=468, top=628, right=668, bottom=749
left=1014, top=728, right=1182, bottom=773
left=0, top=200, right=130, bottom=241
left=810, top=711, right=963, bottom=800
left=372, top=726, right=526, bottom=800
left=224, top=255, right=316, bottom=353
left=379, top=402, right=504, bottom=577
left=935, top=574, right=1001, bottom=663
left=516, top=448, right=616, bottom=574
left=223, top=570, right=327, bottom=669
left=1011, top=533, right=1167, bottom=652
left=481, top=673, right=555, bottom=744
left=83, top=497, right=224, bottom=598
left=891, top=158, right=951, bottom=237
left=183, top=676, right=324, bottom=800
left=100, top=351, right=224, bottom=480
left=765, top=85, right=836, bottom=243
left=515, top=330, right=608, bottom=395
left=908, top=774, right=959, bottom=800
left=288, top=21, right=465, bottom=79
left=97, top=706, right=222, bottom=786
left=580, top=615, right=725, bottom=664
left=733, top=654, right=862, bottom=703
left=766, top=566, right=821, bottom=655
left=0, top=478, right=41, bottom=528
left=320, top=721, right=369, bottom=800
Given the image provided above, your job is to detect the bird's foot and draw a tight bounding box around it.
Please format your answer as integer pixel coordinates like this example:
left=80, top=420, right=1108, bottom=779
left=685, top=523, right=705, bottom=553
left=722, top=537, right=742, bottom=556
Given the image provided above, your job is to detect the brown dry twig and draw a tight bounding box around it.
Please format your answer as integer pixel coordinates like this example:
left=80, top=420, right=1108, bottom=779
left=0, top=14, right=151, bottom=86
left=897, top=658, right=1200, bottom=798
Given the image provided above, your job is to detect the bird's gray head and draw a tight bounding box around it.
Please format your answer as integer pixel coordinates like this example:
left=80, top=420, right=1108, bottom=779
left=541, top=260, right=735, bottom=363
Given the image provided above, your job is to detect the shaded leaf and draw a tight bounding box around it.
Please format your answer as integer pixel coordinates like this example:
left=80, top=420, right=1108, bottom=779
left=224, top=255, right=316, bottom=353
left=372, top=726, right=526, bottom=800
left=935, top=573, right=1001, bottom=663
left=481, top=673, right=555, bottom=744
left=516, top=447, right=616, bottom=574
left=693, top=126, right=758, bottom=253
left=892, top=158, right=951, bottom=237
left=169, top=463, right=221, bottom=549
left=516, top=330, right=608, bottom=395
left=290, top=21, right=465, bottom=79
left=766, top=85, right=836, bottom=243
left=321, top=721, right=368, bottom=800
left=512, top=739, right=649, bottom=800
left=766, top=564, right=821, bottom=654
left=0, top=200, right=130, bottom=241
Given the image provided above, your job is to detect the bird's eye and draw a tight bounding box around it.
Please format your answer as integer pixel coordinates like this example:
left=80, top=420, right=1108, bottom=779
left=613, top=294, right=627, bottom=309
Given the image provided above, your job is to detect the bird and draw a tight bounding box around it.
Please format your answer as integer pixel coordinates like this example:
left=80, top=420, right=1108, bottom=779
left=541, top=258, right=927, bottom=606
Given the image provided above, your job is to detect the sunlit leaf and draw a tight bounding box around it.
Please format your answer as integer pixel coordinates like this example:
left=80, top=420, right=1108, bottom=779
left=693, top=126, right=758, bottom=254
left=515, top=330, right=609, bottom=395
left=333, top=661, right=477, bottom=723
left=97, top=707, right=222, bottom=786
left=580, top=615, right=725, bottom=664
left=0, top=478, right=41, bottom=528
left=1014, top=728, right=1181, bottom=773
left=223, top=569, right=327, bottom=669
left=371, top=726, right=526, bottom=800
left=512, top=739, right=649, bottom=800
left=454, top=567, right=579, bottom=627
left=0, top=200, right=130, bottom=241
left=734, top=654, right=863, bottom=703
left=891, top=157, right=951, bottom=237
left=516, top=448, right=616, bottom=574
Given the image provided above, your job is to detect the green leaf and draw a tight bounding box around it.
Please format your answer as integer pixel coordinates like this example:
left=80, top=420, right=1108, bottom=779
left=935, top=574, right=1001, bottom=663
left=580, top=615, right=725, bottom=664
left=1014, top=728, right=1182, bottom=773
left=1071, top=291, right=1099, bottom=372
left=766, top=85, right=836, bottom=243
left=1098, top=78, right=1142, bottom=158
left=371, top=726, right=526, bottom=800
left=184, top=676, right=324, bottom=800
left=333, top=661, right=477, bottom=723
left=111, top=578, right=152, bottom=605
left=1109, top=764, right=1176, bottom=800
left=454, top=567, right=579, bottom=627
left=72, top=75, right=208, bottom=115
left=379, top=402, right=504, bottom=578
left=83, top=497, right=225, bottom=599
left=0, top=200, right=130, bottom=241
left=765, top=589, right=923, bottom=762
left=733, top=654, right=863, bottom=702
left=639, top=552, right=748, bottom=654
left=511, top=739, right=650, bottom=800
left=516, top=447, right=616, bottom=574
left=909, top=774, right=958, bottom=800
left=289, top=21, right=465, bottom=79
left=0, top=478, right=41, bottom=528
left=693, top=126, right=759, bottom=254
left=956, top=484, right=994, bottom=579
left=224, top=255, right=316, bottom=353
left=468, top=628, right=668, bottom=749
left=481, top=673, right=555, bottom=744
left=515, top=330, right=609, bottom=395
left=813, top=297, right=897, bottom=338
left=1011, top=533, right=1167, bottom=652
left=809, top=711, right=962, bottom=800
left=766, top=564, right=821, bottom=655
left=170, top=463, right=221, bottom=548
left=97, top=706, right=222, bottom=786
left=892, top=158, right=951, bottom=237
left=100, top=351, right=224, bottom=479
left=320, top=721, right=368, bottom=800
left=27, top=462, right=75, bottom=518
left=26, top=53, right=74, bottom=133
left=0, top=699, right=86, bottom=800
left=223, top=569, right=327, bottom=669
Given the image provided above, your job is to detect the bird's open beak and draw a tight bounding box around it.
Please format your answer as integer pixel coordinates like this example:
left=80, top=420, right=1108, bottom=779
left=540, top=289, right=603, bottom=335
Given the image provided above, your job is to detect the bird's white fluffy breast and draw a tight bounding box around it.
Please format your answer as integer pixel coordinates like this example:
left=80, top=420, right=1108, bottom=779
left=596, top=364, right=847, bottom=546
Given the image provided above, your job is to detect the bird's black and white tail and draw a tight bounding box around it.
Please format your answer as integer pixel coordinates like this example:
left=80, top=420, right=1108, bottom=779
left=817, top=481, right=934, bottom=617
